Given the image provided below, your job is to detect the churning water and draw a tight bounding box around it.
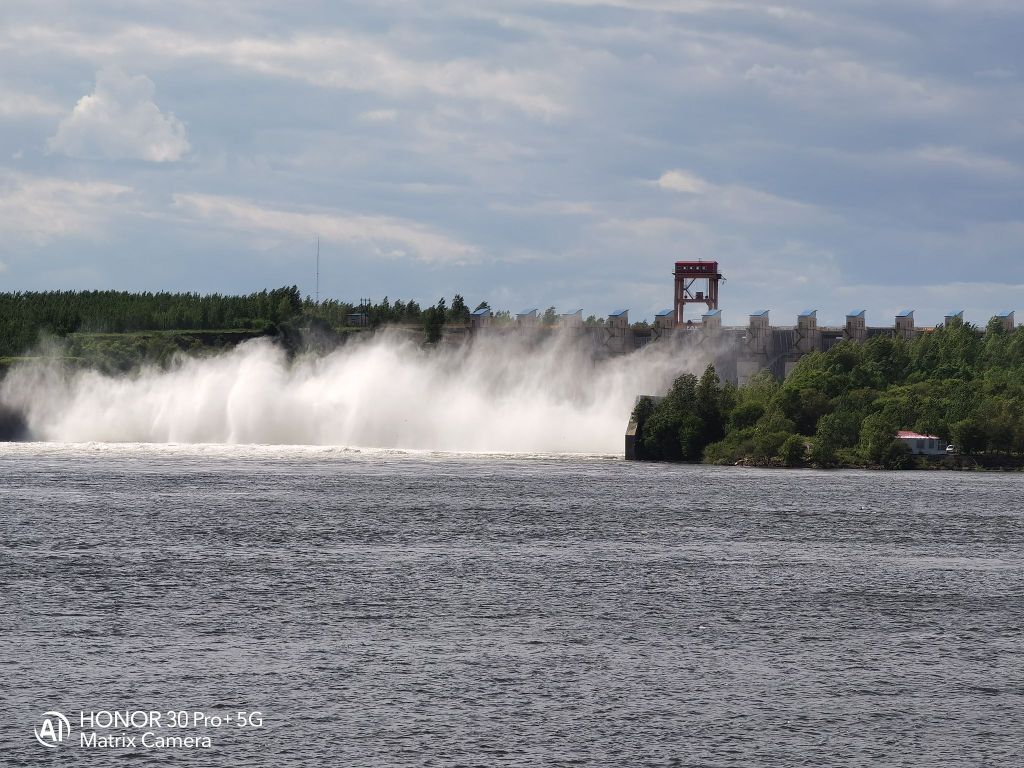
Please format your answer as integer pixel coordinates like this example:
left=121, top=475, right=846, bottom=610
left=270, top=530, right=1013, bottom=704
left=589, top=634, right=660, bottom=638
left=0, top=331, right=693, bottom=452
left=1, top=443, right=1021, bottom=766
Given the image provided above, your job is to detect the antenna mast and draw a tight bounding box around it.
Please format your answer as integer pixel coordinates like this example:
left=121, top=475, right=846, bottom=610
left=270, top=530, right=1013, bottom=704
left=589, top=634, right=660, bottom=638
left=315, top=234, right=320, bottom=305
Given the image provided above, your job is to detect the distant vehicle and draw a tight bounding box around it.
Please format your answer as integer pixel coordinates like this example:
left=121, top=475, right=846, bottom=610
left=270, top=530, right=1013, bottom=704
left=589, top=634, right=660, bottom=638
left=946, top=444, right=958, bottom=454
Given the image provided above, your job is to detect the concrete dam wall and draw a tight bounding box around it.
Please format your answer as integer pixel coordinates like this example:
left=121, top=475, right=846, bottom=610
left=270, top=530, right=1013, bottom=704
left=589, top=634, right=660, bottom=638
left=468, top=307, right=1016, bottom=386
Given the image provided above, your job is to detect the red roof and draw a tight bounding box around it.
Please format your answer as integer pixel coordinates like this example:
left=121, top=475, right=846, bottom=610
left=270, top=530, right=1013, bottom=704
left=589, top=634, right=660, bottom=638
left=897, top=430, right=939, bottom=440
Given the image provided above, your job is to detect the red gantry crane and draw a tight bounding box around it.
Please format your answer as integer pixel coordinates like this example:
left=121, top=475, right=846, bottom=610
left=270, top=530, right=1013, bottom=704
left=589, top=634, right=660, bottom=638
left=674, top=261, right=723, bottom=325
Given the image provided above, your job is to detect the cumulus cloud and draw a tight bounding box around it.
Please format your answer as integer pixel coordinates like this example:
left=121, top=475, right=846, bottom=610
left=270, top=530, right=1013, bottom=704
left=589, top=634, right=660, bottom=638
left=49, top=68, right=189, bottom=162
left=173, top=193, right=477, bottom=265
left=0, top=171, right=132, bottom=244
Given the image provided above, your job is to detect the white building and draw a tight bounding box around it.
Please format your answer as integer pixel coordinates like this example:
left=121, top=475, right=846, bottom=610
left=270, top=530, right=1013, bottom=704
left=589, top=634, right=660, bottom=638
left=896, top=430, right=947, bottom=456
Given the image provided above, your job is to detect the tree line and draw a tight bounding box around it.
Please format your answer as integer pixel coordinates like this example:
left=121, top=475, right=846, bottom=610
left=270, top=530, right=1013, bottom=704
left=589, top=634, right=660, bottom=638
left=0, top=289, right=490, bottom=357
left=0, top=288, right=669, bottom=358
left=0, top=286, right=636, bottom=358
left=631, top=319, right=1024, bottom=467
left=0, top=288, right=304, bottom=356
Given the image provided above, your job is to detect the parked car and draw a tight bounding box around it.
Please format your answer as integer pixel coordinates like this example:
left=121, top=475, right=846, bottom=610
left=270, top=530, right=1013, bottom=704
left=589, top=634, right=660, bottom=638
left=946, top=444, right=958, bottom=454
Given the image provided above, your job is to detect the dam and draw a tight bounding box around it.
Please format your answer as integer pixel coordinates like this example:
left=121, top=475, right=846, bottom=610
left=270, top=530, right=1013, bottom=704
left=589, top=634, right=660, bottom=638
left=468, top=261, right=1018, bottom=386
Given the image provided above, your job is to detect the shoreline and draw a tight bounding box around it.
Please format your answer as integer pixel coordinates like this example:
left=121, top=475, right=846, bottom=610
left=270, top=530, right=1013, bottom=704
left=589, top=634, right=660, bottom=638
left=633, top=455, right=1024, bottom=472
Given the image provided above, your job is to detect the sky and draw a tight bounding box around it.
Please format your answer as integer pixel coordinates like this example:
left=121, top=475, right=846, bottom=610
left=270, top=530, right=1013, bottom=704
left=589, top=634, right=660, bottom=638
left=0, top=0, right=1022, bottom=326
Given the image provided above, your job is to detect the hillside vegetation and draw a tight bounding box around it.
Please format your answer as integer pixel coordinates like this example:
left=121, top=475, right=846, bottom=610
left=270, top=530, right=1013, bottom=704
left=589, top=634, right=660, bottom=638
left=0, top=289, right=483, bottom=360
left=631, top=319, right=1024, bottom=468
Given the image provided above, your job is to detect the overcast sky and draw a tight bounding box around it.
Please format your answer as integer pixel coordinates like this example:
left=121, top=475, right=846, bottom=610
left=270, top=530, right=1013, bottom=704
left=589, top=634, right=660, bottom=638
left=1, top=0, right=1022, bottom=325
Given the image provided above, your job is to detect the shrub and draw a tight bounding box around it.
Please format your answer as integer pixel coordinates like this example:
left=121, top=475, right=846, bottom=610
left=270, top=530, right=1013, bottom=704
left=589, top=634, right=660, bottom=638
left=780, top=435, right=807, bottom=467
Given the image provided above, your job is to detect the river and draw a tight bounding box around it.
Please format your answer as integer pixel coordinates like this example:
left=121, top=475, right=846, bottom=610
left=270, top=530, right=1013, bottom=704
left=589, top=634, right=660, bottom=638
left=1, top=443, right=1021, bottom=766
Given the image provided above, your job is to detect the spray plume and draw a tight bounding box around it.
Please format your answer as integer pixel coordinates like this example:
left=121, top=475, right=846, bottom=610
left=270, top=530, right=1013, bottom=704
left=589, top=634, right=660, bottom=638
left=0, top=330, right=707, bottom=454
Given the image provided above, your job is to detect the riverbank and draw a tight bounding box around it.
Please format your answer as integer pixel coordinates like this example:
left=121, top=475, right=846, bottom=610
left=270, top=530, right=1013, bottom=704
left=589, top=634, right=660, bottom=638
left=627, top=321, right=1024, bottom=469
left=724, top=454, right=1024, bottom=471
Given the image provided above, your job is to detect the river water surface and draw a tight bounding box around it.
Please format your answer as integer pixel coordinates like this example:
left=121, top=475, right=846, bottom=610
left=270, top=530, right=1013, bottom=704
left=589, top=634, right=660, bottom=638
left=1, top=444, right=1021, bottom=766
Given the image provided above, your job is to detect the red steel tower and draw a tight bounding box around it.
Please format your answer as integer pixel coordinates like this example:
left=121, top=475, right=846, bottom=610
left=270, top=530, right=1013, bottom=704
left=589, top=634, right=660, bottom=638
left=674, top=261, right=723, bottom=325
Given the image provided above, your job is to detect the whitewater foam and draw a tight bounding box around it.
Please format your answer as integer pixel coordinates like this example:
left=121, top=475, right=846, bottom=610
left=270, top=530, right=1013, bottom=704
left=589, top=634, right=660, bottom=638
left=0, top=329, right=703, bottom=454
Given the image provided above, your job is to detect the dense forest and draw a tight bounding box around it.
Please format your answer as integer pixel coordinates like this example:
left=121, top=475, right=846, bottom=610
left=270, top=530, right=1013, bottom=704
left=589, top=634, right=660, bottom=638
left=0, top=287, right=301, bottom=357
left=631, top=319, right=1024, bottom=467
left=0, top=288, right=646, bottom=360
left=0, top=288, right=486, bottom=358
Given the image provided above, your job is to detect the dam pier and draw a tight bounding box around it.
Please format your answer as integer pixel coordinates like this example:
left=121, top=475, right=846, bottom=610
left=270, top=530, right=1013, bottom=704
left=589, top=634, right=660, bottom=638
left=468, top=260, right=1017, bottom=386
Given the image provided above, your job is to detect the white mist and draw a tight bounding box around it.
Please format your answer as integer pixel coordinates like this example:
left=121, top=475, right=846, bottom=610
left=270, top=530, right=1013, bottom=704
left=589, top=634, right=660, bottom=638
left=1, top=330, right=704, bottom=454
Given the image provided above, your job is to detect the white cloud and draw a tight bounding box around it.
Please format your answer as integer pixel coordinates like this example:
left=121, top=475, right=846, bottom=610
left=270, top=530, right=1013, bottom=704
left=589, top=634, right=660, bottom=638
left=0, top=3, right=1021, bottom=314
left=974, top=67, right=1015, bottom=80
left=49, top=68, right=189, bottom=162
left=809, top=144, right=1023, bottom=183
left=912, top=145, right=1021, bottom=178
left=523, top=0, right=810, bottom=16
left=654, top=169, right=826, bottom=224
left=173, top=193, right=477, bottom=265
left=0, top=260, right=7, bottom=273
left=656, top=170, right=710, bottom=194
left=194, top=32, right=569, bottom=118
left=0, top=171, right=132, bottom=244
left=5, top=25, right=568, bottom=118
left=358, top=109, right=399, bottom=123
left=0, top=87, right=63, bottom=118
left=742, top=56, right=961, bottom=116
left=490, top=199, right=597, bottom=216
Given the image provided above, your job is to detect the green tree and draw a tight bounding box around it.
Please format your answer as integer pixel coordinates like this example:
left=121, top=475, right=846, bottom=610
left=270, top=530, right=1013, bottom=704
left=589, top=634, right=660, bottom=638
left=810, top=411, right=859, bottom=466
left=423, top=301, right=446, bottom=344
left=695, top=365, right=726, bottom=445
left=730, top=402, right=764, bottom=430
left=987, top=420, right=1014, bottom=454
left=638, top=366, right=729, bottom=462
left=951, top=418, right=986, bottom=455
left=449, top=295, right=471, bottom=324
left=630, top=396, right=657, bottom=450
left=858, top=412, right=897, bottom=464
left=274, top=296, right=294, bottom=323
left=641, top=373, right=698, bottom=460
left=780, top=435, right=807, bottom=467
left=881, top=440, right=913, bottom=470
left=753, top=428, right=791, bottom=460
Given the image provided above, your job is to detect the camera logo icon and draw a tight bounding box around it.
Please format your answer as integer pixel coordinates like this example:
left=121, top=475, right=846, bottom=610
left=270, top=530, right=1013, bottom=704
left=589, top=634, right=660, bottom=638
left=34, top=711, right=71, bottom=748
